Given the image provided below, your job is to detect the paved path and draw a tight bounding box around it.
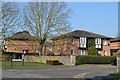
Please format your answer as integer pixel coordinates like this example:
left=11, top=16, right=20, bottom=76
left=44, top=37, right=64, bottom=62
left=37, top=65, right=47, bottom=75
left=2, top=65, right=117, bottom=79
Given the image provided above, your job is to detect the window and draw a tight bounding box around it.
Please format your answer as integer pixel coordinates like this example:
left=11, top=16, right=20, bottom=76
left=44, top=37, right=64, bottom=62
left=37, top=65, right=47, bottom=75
left=79, top=37, right=87, bottom=48
left=95, top=38, right=101, bottom=44
left=79, top=50, right=85, bottom=55
left=103, top=40, right=107, bottom=45
left=70, top=50, right=74, bottom=55
left=95, top=38, right=101, bottom=48
left=104, top=50, right=107, bottom=56
left=98, top=51, right=101, bottom=54
left=71, top=37, right=74, bottom=43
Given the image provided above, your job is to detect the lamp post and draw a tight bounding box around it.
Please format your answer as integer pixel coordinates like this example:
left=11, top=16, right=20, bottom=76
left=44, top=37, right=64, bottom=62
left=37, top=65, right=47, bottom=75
left=10, top=54, right=12, bottom=67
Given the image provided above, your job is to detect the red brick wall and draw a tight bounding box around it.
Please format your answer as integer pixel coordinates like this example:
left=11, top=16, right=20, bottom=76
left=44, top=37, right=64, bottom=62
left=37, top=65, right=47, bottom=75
left=4, top=40, right=40, bottom=53
left=110, top=42, right=120, bottom=49
left=52, top=37, right=111, bottom=56
left=101, top=40, right=111, bottom=56
left=53, top=37, right=80, bottom=56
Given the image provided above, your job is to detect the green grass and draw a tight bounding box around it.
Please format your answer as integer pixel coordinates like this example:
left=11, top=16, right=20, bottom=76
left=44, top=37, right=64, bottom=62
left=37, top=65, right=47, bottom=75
left=110, top=72, right=120, bottom=75
left=109, top=72, right=120, bottom=80
left=2, top=61, right=51, bottom=67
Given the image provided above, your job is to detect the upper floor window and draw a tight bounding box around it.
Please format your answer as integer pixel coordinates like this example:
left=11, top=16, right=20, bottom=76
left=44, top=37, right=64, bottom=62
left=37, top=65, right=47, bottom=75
left=95, top=38, right=101, bottom=48
left=95, top=38, right=101, bottom=44
left=79, top=37, right=86, bottom=48
left=80, top=37, right=86, bottom=44
left=71, top=37, right=74, bottom=43
left=103, top=39, right=107, bottom=45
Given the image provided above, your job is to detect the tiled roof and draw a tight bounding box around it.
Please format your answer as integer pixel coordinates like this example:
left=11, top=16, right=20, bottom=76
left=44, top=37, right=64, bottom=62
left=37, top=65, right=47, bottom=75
left=52, top=30, right=113, bottom=39
left=110, top=37, right=120, bottom=42
left=5, top=31, right=37, bottom=40
left=67, top=30, right=112, bottom=38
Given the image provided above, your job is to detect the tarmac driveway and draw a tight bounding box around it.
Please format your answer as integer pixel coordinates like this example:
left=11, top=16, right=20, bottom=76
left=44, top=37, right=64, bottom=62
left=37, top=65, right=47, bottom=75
left=2, top=64, right=117, bottom=79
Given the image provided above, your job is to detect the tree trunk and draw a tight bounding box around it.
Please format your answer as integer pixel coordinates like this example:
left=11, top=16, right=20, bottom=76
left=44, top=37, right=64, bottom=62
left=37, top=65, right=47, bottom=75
left=39, top=43, right=44, bottom=56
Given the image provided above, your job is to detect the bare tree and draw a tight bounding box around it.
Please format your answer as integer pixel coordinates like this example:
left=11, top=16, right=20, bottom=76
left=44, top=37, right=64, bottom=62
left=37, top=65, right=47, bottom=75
left=1, top=2, right=20, bottom=38
left=23, top=2, right=72, bottom=55
left=0, top=2, right=20, bottom=53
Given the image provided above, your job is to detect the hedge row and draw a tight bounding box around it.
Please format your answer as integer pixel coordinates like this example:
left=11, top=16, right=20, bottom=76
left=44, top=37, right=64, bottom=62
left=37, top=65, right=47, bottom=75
left=76, top=55, right=116, bottom=65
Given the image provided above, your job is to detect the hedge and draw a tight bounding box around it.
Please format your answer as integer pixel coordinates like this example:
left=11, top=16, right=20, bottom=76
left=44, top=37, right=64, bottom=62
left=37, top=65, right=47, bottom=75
left=76, top=55, right=116, bottom=65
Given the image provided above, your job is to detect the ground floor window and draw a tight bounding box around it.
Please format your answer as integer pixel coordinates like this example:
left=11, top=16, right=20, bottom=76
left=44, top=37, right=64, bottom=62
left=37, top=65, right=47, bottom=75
left=110, top=49, right=118, bottom=56
left=104, top=50, right=107, bottom=56
left=79, top=50, right=85, bottom=55
left=12, top=53, right=22, bottom=59
left=98, top=51, right=101, bottom=55
left=70, top=50, right=74, bottom=55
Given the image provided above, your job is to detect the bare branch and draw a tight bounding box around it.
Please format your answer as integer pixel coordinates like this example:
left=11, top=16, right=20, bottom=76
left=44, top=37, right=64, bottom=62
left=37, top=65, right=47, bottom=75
left=23, top=2, right=72, bottom=55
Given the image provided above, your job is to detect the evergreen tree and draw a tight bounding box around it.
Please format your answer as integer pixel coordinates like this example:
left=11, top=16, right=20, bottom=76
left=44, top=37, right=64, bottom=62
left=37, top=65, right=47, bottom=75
left=88, top=39, right=99, bottom=56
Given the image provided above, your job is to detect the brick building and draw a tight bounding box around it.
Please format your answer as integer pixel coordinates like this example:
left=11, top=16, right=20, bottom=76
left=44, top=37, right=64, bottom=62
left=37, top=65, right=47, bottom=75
left=3, top=31, right=52, bottom=60
left=110, top=37, right=120, bottom=56
left=52, top=30, right=113, bottom=56
left=3, top=30, right=118, bottom=58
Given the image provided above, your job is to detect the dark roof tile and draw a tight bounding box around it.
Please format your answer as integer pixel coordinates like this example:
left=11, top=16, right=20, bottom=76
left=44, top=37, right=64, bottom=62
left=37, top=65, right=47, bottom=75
left=110, top=36, right=120, bottom=42
left=5, top=31, right=37, bottom=40
left=70, top=30, right=112, bottom=38
left=52, top=30, right=113, bottom=39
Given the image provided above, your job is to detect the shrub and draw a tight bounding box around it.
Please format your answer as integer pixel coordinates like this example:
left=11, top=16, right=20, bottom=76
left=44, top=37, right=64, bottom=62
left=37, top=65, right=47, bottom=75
left=88, top=46, right=99, bottom=56
left=76, top=55, right=116, bottom=65
left=88, top=39, right=99, bottom=56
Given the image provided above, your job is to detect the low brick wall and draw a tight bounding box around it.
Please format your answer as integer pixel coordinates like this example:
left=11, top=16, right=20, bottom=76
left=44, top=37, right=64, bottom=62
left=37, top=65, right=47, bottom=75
left=24, top=55, right=76, bottom=66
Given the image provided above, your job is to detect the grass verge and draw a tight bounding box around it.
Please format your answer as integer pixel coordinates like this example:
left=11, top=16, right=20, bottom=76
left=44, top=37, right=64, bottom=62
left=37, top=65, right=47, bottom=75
left=2, top=61, right=51, bottom=67
left=109, top=72, right=120, bottom=80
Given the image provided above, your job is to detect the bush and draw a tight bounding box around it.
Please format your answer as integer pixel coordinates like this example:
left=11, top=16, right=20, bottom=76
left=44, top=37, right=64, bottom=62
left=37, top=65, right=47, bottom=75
left=46, top=60, right=60, bottom=65
left=76, top=55, right=116, bottom=65
left=88, top=46, right=99, bottom=56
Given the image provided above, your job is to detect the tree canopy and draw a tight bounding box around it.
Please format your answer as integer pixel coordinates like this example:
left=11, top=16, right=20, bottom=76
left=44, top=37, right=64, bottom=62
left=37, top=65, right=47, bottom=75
left=23, top=2, right=72, bottom=55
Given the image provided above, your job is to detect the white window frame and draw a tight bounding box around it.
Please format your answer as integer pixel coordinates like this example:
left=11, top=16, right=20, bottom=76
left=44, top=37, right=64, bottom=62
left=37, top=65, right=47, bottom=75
left=104, top=50, right=107, bottom=56
left=95, top=38, right=101, bottom=48
left=98, top=51, right=101, bottom=54
left=79, top=50, right=85, bottom=55
left=95, top=38, right=101, bottom=44
left=79, top=37, right=87, bottom=48
left=103, top=39, right=107, bottom=46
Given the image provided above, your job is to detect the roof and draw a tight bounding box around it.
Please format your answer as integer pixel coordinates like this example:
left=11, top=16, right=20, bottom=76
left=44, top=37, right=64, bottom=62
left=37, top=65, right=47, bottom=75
left=110, top=36, right=120, bottom=42
left=52, top=30, right=113, bottom=40
left=5, top=31, right=37, bottom=40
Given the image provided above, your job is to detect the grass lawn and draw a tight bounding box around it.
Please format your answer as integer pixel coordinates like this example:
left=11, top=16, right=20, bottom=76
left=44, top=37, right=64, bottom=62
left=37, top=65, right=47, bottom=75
left=109, top=72, right=120, bottom=80
left=2, top=61, right=51, bottom=67
left=111, top=72, right=120, bottom=75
